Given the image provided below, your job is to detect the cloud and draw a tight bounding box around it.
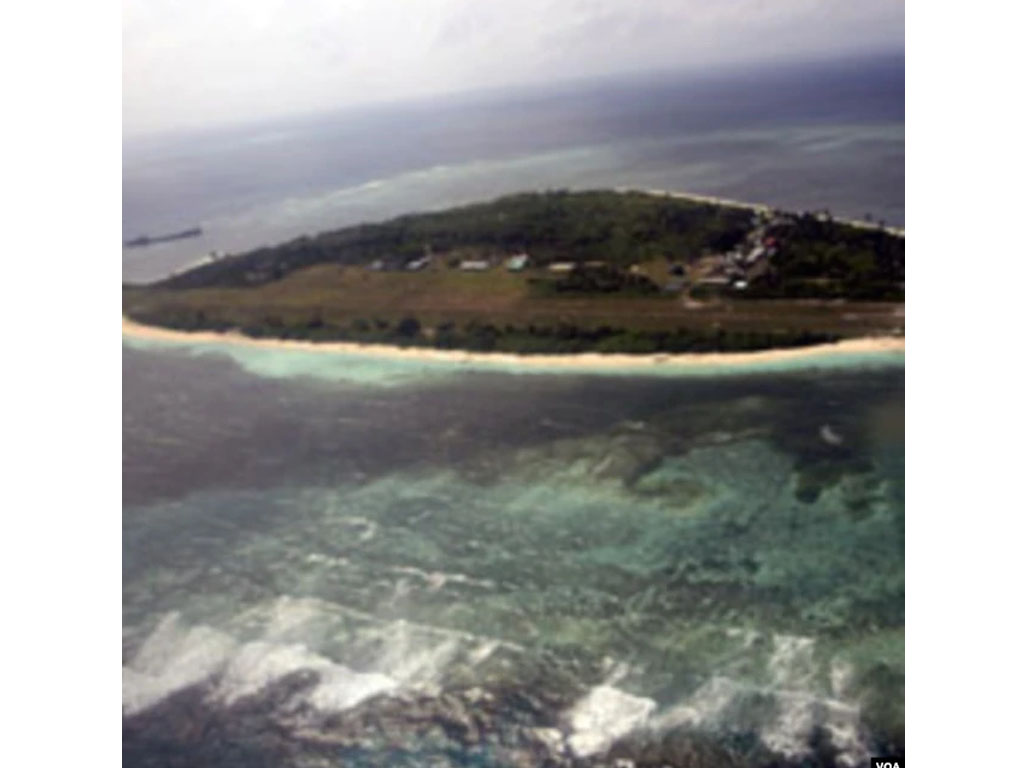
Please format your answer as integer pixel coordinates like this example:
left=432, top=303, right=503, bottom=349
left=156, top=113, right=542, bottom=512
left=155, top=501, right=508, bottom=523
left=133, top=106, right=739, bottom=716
left=123, top=0, right=904, bottom=136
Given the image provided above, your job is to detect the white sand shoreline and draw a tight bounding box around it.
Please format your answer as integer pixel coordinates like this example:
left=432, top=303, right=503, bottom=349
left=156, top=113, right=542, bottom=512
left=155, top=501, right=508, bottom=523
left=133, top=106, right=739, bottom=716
left=617, top=187, right=905, bottom=238
left=123, top=317, right=904, bottom=371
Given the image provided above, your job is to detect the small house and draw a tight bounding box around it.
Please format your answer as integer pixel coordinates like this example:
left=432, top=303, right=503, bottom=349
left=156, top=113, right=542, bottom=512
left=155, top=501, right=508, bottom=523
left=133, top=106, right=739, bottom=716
left=459, top=259, right=490, bottom=271
left=505, top=254, right=530, bottom=271
left=547, top=262, right=576, bottom=273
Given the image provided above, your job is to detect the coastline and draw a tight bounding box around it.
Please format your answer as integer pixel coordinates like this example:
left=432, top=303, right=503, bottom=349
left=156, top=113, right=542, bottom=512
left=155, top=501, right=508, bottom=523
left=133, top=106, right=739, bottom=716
left=617, top=187, right=906, bottom=238
left=122, top=317, right=904, bottom=371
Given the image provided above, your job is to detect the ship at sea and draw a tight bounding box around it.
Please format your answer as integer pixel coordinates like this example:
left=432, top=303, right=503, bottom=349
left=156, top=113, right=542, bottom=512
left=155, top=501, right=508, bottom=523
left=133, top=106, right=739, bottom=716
left=124, top=226, right=202, bottom=249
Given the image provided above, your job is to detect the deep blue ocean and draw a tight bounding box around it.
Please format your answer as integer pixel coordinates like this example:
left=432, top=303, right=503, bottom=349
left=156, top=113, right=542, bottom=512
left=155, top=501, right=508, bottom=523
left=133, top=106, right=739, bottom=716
left=122, top=54, right=903, bottom=283
left=122, top=54, right=904, bottom=767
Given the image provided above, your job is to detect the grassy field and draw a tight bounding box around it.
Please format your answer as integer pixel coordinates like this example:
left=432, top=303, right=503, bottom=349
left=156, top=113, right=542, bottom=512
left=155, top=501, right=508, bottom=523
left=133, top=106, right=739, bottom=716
left=124, top=262, right=903, bottom=339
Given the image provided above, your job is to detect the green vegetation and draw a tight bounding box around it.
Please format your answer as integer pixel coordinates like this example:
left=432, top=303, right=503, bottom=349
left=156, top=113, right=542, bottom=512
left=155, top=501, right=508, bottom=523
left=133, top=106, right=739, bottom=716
left=126, top=304, right=844, bottom=355
left=124, top=190, right=905, bottom=354
left=528, top=265, right=662, bottom=297
left=746, top=212, right=904, bottom=300
left=154, top=190, right=755, bottom=290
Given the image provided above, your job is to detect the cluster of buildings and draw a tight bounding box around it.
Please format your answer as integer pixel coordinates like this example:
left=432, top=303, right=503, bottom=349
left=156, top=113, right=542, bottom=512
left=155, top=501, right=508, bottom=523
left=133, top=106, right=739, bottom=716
left=692, top=211, right=793, bottom=291
left=457, top=252, right=531, bottom=272
left=367, top=254, right=438, bottom=272
left=363, top=208, right=802, bottom=295
left=369, top=251, right=533, bottom=273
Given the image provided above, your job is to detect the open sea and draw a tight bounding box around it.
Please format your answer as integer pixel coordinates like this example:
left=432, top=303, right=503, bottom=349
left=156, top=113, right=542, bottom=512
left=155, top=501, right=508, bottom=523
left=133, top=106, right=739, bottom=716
left=123, top=53, right=904, bottom=767
left=122, top=53, right=904, bottom=283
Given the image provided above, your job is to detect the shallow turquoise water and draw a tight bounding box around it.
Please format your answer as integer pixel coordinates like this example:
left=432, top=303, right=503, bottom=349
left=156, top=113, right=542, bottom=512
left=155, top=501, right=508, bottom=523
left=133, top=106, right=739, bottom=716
left=123, top=332, right=904, bottom=387
left=123, top=342, right=903, bottom=766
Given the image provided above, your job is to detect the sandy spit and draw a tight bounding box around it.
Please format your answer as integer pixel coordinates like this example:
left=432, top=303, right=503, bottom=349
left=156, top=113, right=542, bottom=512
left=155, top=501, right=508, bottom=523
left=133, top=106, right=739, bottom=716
left=123, top=317, right=904, bottom=371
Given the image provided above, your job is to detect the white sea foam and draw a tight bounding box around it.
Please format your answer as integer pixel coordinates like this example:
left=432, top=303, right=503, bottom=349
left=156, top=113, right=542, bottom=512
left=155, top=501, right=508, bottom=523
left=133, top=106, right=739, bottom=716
left=467, top=640, right=500, bottom=666
left=760, top=689, right=818, bottom=757
left=124, top=594, right=521, bottom=720
left=213, top=640, right=397, bottom=711
left=336, top=515, right=377, bottom=542
left=214, top=641, right=317, bottom=704
left=368, top=619, right=462, bottom=689
left=391, top=564, right=496, bottom=591
left=820, top=424, right=845, bottom=446
left=306, top=664, right=398, bottom=713
left=762, top=635, right=868, bottom=763
left=651, top=675, right=747, bottom=733
left=123, top=613, right=237, bottom=715
left=652, top=675, right=868, bottom=767
left=648, top=633, right=869, bottom=767
left=529, top=726, right=567, bottom=756
left=261, top=595, right=329, bottom=639
left=305, top=552, right=350, bottom=568
left=761, top=692, right=865, bottom=767
left=830, top=659, right=855, bottom=699
left=212, top=642, right=305, bottom=704
left=122, top=616, right=425, bottom=719
left=566, top=684, right=657, bottom=757
left=724, top=626, right=761, bottom=649
left=768, top=633, right=817, bottom=688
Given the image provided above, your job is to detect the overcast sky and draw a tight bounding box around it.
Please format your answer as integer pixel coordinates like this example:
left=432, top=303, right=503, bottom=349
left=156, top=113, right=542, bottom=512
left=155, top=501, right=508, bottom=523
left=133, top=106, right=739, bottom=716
left=123, top=0, right=904, bottom=137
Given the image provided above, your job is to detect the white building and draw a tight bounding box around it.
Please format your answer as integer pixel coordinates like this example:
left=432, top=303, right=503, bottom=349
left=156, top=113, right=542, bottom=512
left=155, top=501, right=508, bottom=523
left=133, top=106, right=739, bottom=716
left=505, top=254, right=530, bottom=271
left=547, top=262, right=576, bottom=273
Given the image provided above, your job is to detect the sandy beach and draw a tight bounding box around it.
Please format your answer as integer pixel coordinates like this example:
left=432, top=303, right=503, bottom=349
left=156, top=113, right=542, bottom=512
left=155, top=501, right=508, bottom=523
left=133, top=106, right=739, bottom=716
left=123, top=317, right=904, bottom=370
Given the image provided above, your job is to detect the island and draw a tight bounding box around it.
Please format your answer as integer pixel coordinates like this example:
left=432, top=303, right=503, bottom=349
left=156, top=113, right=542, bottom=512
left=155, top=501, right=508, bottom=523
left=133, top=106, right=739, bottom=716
left=122, top=189, right=904, bottom=355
